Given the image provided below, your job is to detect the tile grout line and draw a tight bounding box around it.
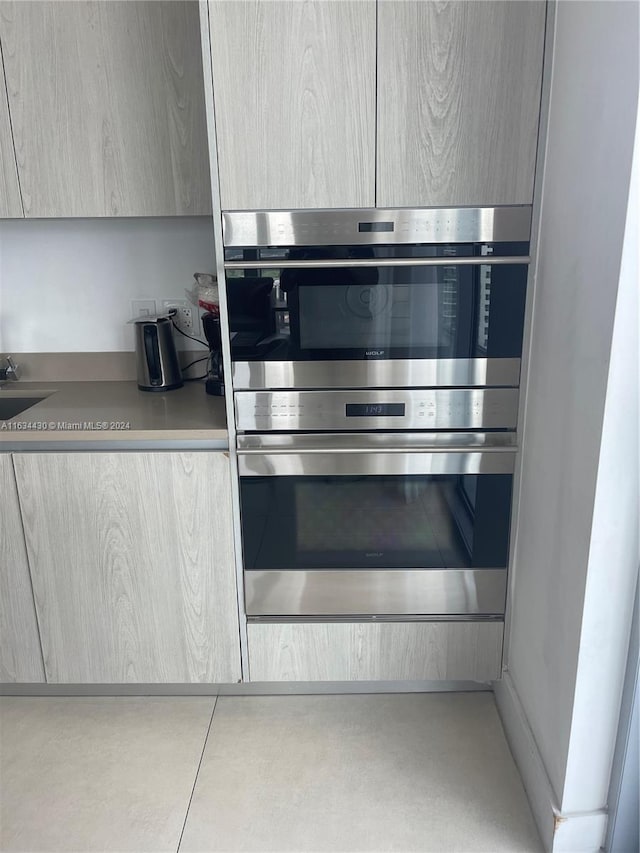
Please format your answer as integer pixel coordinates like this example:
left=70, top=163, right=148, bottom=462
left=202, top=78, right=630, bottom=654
left=176, top=695, right=218, bottom=853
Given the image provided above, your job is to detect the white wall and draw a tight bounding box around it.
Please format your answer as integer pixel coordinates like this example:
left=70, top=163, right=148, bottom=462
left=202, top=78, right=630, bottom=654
left=0, top=217, right=215, bottom=352
left=560, top=83, right=639, bottom=814
left=505, top=0, right=639, bottom=824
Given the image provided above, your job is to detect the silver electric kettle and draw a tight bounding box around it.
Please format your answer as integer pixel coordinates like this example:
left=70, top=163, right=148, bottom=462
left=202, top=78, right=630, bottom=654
left=133, top=316, right=183, bottom=392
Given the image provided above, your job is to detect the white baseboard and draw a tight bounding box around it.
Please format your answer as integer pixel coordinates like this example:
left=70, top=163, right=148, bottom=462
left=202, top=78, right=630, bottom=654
left=494, top=672, right=608, bottom=852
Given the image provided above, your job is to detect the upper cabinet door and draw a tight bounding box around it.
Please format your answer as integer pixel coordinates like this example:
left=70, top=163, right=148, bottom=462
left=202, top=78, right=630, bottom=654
left=209, top=0, right=376, bottom=210
left=0, top=56, right=21, bottom=218
left=377, top=1, right=546, bottom=208
left=0, top=1, right=212, bottom=217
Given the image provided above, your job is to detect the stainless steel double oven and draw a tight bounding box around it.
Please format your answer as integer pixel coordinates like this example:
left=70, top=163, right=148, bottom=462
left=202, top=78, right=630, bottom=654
left=222, top=208, right=530, bottom=620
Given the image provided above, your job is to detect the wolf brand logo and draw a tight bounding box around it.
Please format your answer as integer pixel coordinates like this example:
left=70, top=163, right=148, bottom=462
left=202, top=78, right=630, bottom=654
left=365, top=350, right=385, bottom=358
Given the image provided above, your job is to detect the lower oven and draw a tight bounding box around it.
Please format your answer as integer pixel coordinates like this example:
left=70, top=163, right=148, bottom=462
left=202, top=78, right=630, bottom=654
left=237, top=432, right=516, bottom=618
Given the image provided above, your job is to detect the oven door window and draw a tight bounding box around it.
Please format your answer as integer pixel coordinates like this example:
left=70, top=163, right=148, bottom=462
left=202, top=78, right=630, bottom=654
left=240, top=473, right=512, bottom=571
left=289, top=268, right=473, bottom=359
left=224, top=244, right=527, bottom=363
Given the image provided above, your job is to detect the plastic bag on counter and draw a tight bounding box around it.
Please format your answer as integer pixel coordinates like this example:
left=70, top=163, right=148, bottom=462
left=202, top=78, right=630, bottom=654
left=186, top=273, right=219, bottom=316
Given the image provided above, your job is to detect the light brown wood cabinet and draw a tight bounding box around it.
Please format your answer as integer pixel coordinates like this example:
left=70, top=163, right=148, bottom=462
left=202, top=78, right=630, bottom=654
left=208, top=0, right=376, bottom=210
left=13, top=452, right=241, bottom=684
left=0, top=455, right=44, bottom=682
left=206, top=0, right=546, bottom=211
left=248, top=622, right=503, bottom=682
left=0, top=56, right=21, bottom=218
left=376, top=1, right=547, bottom=208
left=0, top=1, right=212, bottom=217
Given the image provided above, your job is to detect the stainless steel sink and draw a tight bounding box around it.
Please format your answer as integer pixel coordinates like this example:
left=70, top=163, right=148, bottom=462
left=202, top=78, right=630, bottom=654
left=0, top=397, right=46, bottom=420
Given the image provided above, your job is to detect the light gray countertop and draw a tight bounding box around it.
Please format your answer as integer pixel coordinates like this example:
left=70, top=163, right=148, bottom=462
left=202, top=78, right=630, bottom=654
left=0, top=381, right=228, bottom=449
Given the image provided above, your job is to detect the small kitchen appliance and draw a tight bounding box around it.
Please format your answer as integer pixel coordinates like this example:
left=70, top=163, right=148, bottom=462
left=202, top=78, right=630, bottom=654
left=202, top=311, right=225, bottom=396
left=133, top=316, right=183, bottom=392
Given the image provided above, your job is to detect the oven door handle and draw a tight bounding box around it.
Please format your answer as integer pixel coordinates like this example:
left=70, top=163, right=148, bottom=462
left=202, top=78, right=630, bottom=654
left=224, top=255, right=529, bottom=271
left=237, top=449, right=516, bottom=477
left=237, top=445, right=516, bottom=455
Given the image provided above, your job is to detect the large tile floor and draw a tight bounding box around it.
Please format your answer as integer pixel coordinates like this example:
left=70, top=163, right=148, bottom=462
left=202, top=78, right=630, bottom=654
left=0, top=693, right=542, bottom=853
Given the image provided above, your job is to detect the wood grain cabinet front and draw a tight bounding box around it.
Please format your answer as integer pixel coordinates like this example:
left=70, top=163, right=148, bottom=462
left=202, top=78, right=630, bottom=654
left=206, top=0, right=545, bottom=211
left=0, top=455, right=44, bottom=682
left=376, top=0, right=547, bottom=208
left=12, top=452, right=241, bottom=684
left=208, top=0, right=376, bottom=210
left=0, top=1, right=212, bottom=217
left=248, top=621, right=504, bottom=682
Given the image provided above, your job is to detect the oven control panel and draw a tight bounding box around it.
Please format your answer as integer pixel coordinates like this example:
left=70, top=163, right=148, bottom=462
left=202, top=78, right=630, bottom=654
left=234, top=389, right=518, bottom=432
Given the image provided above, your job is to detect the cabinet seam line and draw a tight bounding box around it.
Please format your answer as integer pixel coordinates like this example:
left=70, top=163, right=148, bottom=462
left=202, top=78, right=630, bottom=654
left=374, top=0, right=378, bottom=207
left=0, top=33, right=25, bottom=217
left=528, top=1, right=551, bottom=208
left=204, top=1, right=225, bottom=216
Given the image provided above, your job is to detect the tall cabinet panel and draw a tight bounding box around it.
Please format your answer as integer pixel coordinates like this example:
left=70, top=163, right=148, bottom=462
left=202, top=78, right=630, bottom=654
left=208, top=0, right=376, bottom=210
left=0, top=1, right=212, bottom=217
left=14, top=452, right=241, bottom=684
left=377, top=1, right=546, bottom=208
left=0, top=54, right=21, bottom=217
left=0, top=455, right=44, bottom=682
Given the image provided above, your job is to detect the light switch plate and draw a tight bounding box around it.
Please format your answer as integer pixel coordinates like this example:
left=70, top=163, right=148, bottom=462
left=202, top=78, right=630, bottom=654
left=131, top=299, right=157, bottom=319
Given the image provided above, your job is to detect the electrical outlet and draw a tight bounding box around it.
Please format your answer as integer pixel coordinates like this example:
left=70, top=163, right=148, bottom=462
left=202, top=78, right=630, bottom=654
left=161, top=299, right=194, bottom=336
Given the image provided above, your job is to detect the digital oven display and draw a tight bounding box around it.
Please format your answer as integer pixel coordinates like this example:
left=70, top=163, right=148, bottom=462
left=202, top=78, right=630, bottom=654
left=357, top=221, right=394, bottom=233
left=345, top=403, right=406, bottom=417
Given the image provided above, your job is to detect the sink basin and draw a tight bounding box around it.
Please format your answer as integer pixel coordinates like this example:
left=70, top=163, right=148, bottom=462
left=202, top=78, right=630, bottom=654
left=0, top=397, right=46, bottom=420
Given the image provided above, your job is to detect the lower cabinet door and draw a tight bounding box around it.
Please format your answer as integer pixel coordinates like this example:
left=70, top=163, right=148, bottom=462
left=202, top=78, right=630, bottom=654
left=13, top=452, right=241, bottom=684
left=0, top=455, right=44, bottom=682
left=247, top=621, right=503, bottom=682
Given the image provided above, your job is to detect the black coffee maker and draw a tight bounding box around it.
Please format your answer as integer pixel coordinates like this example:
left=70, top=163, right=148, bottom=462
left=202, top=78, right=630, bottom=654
left=201, top=312, right=224, bottom=396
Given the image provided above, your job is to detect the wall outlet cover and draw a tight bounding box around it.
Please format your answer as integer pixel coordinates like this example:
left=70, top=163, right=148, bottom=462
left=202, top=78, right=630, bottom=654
left=161, top=299, right=194, bottom=335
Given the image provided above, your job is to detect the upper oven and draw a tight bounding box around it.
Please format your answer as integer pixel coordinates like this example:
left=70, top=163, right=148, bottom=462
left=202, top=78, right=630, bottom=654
left=222, top=207, right=531, bottom=390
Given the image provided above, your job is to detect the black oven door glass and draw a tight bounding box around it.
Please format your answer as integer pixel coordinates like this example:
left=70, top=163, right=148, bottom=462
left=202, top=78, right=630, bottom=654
left=224, top=243, right=527, bottom=363
left=240, top=473, right=512, bottom=571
